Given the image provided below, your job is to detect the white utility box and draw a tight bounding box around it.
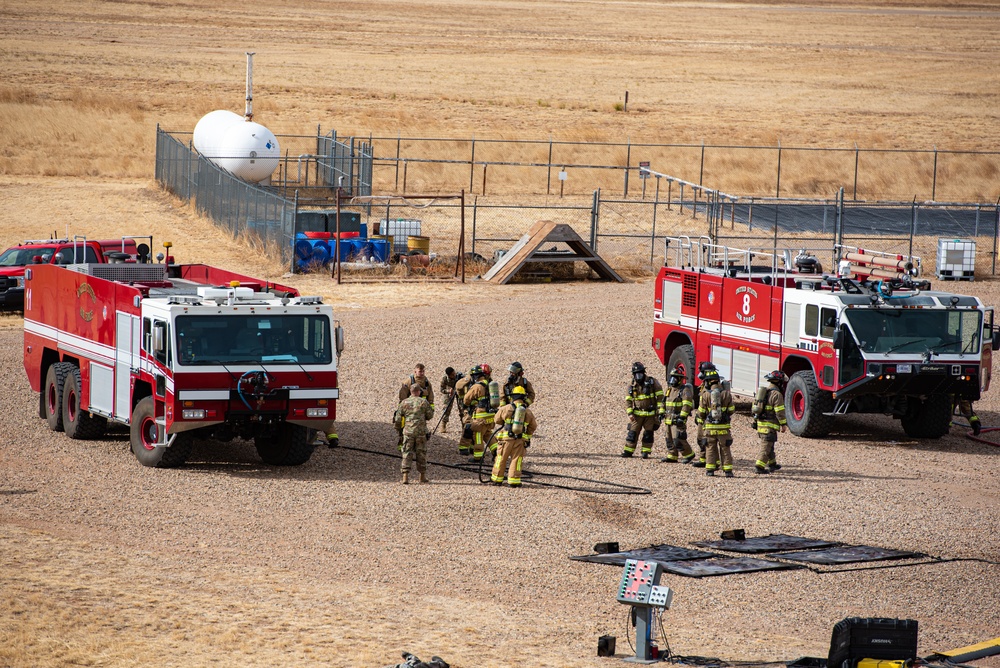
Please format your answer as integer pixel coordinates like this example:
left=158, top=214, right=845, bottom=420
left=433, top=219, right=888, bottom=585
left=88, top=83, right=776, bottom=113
left=936, top=238, right=975, bottom=281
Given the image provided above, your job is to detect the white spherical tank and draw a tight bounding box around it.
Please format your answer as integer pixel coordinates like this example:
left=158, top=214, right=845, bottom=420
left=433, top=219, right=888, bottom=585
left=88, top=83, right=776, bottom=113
left=193, top=110, right=280, bottom=184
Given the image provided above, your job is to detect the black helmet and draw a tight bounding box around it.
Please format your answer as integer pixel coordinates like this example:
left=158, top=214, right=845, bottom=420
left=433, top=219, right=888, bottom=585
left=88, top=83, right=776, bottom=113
left=668, top=367, right=686, bottom=387
left=632, top=361, right=646, bottom=375
left=703, top=369, right=721, bottom=385
left=765, top=370, right=787, bottom=385
left=508, top=361, right=524, bottom=375
left=697, top=361, right=716, bottom=380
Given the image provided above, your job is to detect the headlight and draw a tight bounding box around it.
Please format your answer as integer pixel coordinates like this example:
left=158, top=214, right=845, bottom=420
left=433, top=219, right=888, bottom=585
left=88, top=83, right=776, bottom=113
left=15, top=276, right=25, bottom=288
left=181, top=409, right=206, bottom=419
left=306, top=407, right=329, bottom=418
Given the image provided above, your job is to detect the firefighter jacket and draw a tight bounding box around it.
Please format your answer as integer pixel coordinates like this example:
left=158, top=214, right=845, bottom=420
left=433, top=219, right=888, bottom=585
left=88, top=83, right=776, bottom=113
left=399, top=375, right=435, bottom=406
left=494, top=402, right=537, bottom=444
left=500, top=376, right=536, bottom=406
left=664, top=383, right=695, bottom=421
left=754, top=383, right=787, bottom=433
left=697, top=383, right=735, bottom=435
left=626, top=377, right=665, bottom=418
left=394, top=396, right=434, bottom=438
left=464, top=380, right=495, bottom=418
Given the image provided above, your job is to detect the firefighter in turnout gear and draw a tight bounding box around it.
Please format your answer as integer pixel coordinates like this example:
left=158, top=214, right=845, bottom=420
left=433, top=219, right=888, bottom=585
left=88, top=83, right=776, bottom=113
left=455, top=367, right=475, bottom=455
left=394, top=384, right=434, bottom=484
left=492, top=385, right=537, bottom=487
left=691, top=361, right=717, bottom=467
left=696, top=368, right=736, bottom=476
left=397, top=363, right=435, bottom=448
left=752, top=370, right=788, bottom=474
left=623, top=362, right=665, bottom=459
left=464, top=363, right=498, bottom=462
left=500, top=361, right=536, bottom=406
left=439, top=367, right=464, bottom=434
left=660, top=367, right=695, bottom=463
left=952, top=396, right=982, bottom=436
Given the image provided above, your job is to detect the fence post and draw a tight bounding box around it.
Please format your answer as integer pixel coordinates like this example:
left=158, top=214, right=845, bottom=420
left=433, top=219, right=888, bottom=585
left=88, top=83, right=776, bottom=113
left=547, top=136, right=553, bottom=196
left=291, top=189, right=299, bottom=274
left=482, top=164, right=488, bottom=196
left=853, top=144, right=859, bottom=200
left=623, top=138, right=631, bottom=198
left=993, top=200, right=999, bottom=275
left=651, top=177, right=660, bottom=264
left=395, top=133, right=401, bottom=190
left=910, top=199, right=917, bottom=260
left=469, top=137, right=476, bottom=193
left=590, top=189, right=600, bottom=251
left=776, top=142, right=782, bottom=198
left=931, top=146, right=938, bottom=201
left=471, top=195, right=478, bottom=256
left=699, top=141, right=705, bottom=186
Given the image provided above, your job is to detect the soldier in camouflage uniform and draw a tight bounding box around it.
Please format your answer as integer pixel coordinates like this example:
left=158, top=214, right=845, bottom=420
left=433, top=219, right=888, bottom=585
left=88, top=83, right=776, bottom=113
left=394, top=384, right=434, bottom=484
left=397, top=363, right=435, bottom=448
left=696, top=368, right=735, bottom=477
left=660, top=367, right=695, bottom=463
left=438, top=367, right=464, bottom=434
left=752, top=370, right=788, bottom=474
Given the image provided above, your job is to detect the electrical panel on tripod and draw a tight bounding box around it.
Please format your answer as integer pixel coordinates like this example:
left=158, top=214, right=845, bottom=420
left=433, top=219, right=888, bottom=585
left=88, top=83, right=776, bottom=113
left=828, top=617, right=919, bottom=668
left=616, top=559, right=663, bottom=606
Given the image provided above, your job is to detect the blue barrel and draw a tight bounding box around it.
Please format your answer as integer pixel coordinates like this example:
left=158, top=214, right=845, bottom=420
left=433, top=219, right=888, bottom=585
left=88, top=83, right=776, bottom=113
left=339, top=238, right=361, bottom=261
left=311, top=240, right=331, bottom=266
left=369, top=239, right=389, bottom=263
left=294, top=239, right=314, bottom=271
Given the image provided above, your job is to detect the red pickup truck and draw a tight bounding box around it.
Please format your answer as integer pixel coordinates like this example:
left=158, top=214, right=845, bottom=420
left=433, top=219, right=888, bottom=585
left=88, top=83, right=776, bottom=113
left=0, top=237, right=139, bottom=309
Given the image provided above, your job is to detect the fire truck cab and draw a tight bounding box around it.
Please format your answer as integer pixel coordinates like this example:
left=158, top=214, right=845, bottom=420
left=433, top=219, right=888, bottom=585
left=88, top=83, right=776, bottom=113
left=653, top=237, right=994, bottom=438
left=23, top=248, right=344, bottom=467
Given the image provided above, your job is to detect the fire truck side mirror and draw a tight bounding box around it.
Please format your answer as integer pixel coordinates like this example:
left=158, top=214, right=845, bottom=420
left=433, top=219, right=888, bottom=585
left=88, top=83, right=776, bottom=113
left=832, top=329, right=844, bottom=350
left=992, top=328, right=1000, bottom=350
left=335, top=325, right=345, bottom=356
left=152, top=322, right=166, bottom=354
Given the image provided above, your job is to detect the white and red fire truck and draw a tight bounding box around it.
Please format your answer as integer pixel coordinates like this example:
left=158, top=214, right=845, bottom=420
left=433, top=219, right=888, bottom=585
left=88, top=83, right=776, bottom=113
left=652, top=237, right=994, bottom=438
left=23, top=240, right=343, bottom=467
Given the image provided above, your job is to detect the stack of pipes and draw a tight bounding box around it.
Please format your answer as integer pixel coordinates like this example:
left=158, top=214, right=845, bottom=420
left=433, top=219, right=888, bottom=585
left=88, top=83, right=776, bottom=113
left=844, top=251, right=915, bottom=281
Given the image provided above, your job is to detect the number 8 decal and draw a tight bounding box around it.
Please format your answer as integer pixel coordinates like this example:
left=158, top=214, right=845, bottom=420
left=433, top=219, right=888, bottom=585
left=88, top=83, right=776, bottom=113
left=742, top=293, right=751, bottom=315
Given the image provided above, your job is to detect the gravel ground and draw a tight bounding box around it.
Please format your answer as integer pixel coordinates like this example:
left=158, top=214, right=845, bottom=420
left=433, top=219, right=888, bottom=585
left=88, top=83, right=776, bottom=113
left=1, top=278, right=998, bottom=667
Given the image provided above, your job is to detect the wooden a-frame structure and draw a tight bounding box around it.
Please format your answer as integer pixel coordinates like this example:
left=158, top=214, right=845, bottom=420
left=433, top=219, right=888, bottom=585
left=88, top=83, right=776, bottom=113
left=483, top=220, right=624, bottom=284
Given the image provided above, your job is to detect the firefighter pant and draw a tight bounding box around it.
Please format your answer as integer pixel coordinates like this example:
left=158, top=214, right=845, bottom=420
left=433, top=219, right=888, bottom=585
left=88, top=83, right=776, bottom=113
left=664, top=422, right=693, bottom=459
left=401, top=435, right=428, bottom=474
left=470, top=415, right=497, bottom=460
left=704, top=430, right=733, bottom=472
left=491, top=437, right=526, bottom=486
left=458, top=410, right=474, bottom=453
left=625, top=415, right=659, bottom=455
left=755, top=430, right=778, bottom=468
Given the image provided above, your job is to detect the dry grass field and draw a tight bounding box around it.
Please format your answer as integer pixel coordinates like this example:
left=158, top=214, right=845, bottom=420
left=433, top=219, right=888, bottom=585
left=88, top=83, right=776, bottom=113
left=1, top=1, right=999, bottom=667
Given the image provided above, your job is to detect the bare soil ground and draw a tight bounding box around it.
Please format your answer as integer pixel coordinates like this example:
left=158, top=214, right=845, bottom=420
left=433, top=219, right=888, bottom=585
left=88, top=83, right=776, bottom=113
left=1, top=2, right=999, bottom=667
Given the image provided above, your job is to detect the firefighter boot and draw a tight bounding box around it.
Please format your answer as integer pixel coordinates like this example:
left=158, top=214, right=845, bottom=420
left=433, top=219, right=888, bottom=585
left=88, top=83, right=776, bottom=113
left=680, top=454, right=695, bottom=464
left=402, top=472, right=409, bottom=485
left=755, top=465, right=771, bottom=474
left=706, top=469, right=715, bottom=477
left=724, top=470, right=734, bottom=478
left=768, top=463, right=782, bottom=472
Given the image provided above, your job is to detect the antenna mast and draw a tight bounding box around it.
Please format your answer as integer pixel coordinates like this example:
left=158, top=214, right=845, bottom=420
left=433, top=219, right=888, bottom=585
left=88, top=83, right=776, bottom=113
left=244, top=51, right=255, bottom=121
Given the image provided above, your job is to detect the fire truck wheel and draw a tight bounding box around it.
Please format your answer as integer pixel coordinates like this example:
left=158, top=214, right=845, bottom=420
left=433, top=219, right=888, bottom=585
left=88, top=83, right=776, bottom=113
left=62, top=367, right=107, bottom=440
left=785, top=370, right=834, bottom=438
left=901, top=394, right=952, bottom=439
left=44, top=362, right=74, bottom=432
left=129, top=396, right=193, bottom=468
left=667, top=344, right=696, bottom=381
left=255, top=424, right=314, bottom=466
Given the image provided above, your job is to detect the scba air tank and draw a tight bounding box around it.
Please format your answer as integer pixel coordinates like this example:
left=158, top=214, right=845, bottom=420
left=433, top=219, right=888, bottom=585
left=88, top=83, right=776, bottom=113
left=511, top=404, right=526, bottom=436
left=488, top=380, right=501, bottom=408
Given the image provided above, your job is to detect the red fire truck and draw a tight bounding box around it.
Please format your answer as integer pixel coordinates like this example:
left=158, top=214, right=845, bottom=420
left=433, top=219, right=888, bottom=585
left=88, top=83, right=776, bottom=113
left=652, top=237, right=995, bottom=438
left=23, top=241, right=344, bottom=467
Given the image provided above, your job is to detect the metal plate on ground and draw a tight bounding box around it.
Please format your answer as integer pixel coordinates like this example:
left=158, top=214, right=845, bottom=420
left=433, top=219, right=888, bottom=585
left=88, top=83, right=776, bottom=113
left=660, top=556, right=803, bottom=578
left=570, top=544, right=716, bottom=566
left=691, top=533, right=838, bottom=553
left=776, top=545, right=923, bottom=565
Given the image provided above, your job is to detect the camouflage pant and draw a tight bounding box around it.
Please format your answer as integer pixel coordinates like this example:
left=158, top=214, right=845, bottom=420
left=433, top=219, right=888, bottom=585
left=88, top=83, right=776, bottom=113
left=401, top=435, right=427, bottom=474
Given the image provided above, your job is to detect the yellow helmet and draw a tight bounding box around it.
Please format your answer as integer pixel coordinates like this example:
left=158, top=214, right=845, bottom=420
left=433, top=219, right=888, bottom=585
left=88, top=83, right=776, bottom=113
left=511, top=386, right=528, bottom=398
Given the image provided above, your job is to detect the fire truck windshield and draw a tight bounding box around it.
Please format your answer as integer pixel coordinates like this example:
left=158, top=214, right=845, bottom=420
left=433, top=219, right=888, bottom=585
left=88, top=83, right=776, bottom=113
left=843, top=308, right=982, bottom=355
left=175, top=314, right=332, bottom=366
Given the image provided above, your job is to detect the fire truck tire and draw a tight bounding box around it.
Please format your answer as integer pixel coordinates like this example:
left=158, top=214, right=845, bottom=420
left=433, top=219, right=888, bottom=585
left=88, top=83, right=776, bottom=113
left=62, top=367, right=107, bottom=440
left=901, top=395, right=951, bottom=439
left=129, top=396, right=192, bottom=468
left=44, top=362, right=74, bottom=432
left=667, top=344, right=696, bottom=381
left=785, top=370, right=834, bottom=438
left=255, top=424, right=314, bottom=466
